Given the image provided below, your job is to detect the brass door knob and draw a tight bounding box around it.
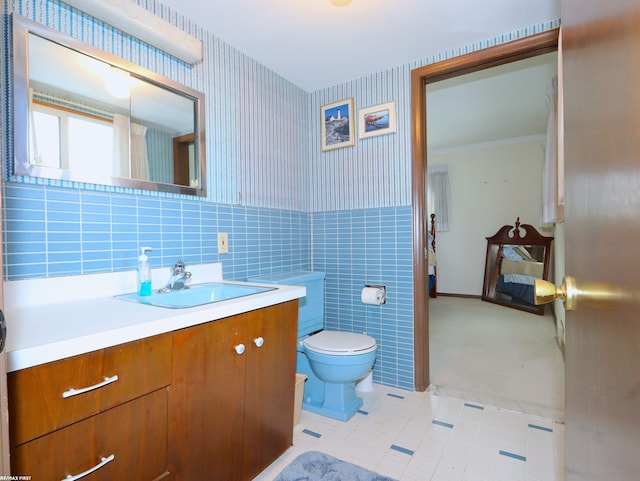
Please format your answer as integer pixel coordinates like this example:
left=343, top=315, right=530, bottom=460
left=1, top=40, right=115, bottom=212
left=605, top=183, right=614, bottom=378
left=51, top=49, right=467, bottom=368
left=535, top=276, right=630, bottom=311
left=534, top=276, right=578, bottom=310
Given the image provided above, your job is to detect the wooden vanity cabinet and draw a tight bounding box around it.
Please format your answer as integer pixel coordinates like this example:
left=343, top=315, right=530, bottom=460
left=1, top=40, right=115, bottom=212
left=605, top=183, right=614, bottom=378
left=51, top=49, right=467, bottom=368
left=10, top=389, right=170, bottom=481
left=7, top=301, right=297, bottom=481
left=8, top=333, right=173, bottom=481
left=168, top=300, right=298, bottom=481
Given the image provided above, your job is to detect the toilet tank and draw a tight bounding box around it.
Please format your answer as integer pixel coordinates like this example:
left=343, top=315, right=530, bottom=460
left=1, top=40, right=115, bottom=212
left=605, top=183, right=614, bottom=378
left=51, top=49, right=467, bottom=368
left=247, top=271, right=325, bottom=338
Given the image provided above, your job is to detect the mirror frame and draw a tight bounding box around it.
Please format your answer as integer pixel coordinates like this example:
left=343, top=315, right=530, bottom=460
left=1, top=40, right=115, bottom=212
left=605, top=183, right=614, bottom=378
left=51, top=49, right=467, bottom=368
left=11, top=14, right=207, bottom=197
left=481, top=218, right=554, bottom=315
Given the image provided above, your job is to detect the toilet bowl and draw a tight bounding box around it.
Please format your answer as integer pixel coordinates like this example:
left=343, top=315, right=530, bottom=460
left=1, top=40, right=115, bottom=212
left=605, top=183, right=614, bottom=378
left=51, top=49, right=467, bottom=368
left=247, top=270, right=378, bottom=422
left=297, top=331, right=376, bottom=421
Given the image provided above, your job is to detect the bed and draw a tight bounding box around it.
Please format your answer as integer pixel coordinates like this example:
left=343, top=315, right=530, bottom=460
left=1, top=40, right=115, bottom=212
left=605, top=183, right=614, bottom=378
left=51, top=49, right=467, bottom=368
left=482, top=217, right=554, bottom=315
left=494, top=244, right=544, bottom=305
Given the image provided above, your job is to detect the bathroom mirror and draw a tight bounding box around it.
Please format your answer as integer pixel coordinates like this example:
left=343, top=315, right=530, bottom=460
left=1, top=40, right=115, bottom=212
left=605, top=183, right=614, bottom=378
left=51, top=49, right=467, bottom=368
left=12, top=15, right=206, bottom=196
left=481, top=218, right=553, bottom=315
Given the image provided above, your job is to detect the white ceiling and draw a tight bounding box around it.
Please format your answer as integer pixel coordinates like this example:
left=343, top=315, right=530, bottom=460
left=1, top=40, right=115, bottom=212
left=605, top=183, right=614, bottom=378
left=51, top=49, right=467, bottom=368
left=427, top=52, right=558, bottom=152
left=158, top=0, right=560, bottom=150
left=159, top=0, right=559, bottom=92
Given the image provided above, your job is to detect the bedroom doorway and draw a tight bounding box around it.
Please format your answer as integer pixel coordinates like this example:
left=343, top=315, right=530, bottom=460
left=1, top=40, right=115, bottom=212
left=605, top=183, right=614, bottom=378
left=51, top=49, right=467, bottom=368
left=410, top=29, right=560, bottom=395
left=425, top=52, right=563, bottom=418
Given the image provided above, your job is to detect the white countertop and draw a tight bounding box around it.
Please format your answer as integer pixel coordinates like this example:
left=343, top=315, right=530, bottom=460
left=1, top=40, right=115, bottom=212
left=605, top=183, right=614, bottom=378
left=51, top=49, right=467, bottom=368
left=4, top=264, right=305, bottom=372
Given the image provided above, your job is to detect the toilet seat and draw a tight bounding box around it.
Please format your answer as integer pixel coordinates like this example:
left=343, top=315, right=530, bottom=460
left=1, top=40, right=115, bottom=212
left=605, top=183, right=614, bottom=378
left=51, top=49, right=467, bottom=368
left=303, top=331, right=376, bottom=356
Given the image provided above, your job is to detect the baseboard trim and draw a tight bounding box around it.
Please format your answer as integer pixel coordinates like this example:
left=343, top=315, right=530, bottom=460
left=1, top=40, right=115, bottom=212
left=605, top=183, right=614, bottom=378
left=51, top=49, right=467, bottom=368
left=434, top=293, right=482, bottom=299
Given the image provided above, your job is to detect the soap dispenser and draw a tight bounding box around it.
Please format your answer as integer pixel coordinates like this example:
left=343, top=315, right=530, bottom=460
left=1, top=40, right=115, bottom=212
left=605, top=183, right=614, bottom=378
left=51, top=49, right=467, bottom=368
left=137, top=247, right=153, bottom=296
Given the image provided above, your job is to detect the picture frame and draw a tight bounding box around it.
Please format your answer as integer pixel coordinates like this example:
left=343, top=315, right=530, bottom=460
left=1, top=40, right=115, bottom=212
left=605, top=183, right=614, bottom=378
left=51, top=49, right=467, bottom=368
left=358, top=101, right=397, bottom=139
left=321, top=98, right=355, bottom=151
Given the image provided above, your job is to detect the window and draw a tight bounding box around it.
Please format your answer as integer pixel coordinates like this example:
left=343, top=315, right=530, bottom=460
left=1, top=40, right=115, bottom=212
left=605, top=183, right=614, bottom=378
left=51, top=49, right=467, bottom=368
left=30, top=100, right=115, bottom=183
left=30, top=110, right=61, bottom=168
left=427, top=165, right=451, bottom=231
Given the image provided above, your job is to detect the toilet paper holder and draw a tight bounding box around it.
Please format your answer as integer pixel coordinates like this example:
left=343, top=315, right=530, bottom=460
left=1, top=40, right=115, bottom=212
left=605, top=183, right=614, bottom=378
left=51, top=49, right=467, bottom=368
left=363, top=284, right=386, bottom=304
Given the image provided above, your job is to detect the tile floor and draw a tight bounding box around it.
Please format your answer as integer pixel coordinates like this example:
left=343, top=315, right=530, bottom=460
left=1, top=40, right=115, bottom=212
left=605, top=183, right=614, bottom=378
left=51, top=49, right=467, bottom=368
left=254, top=385, right=564, bottom=481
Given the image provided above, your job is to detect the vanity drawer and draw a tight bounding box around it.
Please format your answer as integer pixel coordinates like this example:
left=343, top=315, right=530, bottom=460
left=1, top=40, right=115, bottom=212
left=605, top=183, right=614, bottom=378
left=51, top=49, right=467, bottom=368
left=8, top=333, right=172, bottom=447
left=11, top=388, right=170, bottom=481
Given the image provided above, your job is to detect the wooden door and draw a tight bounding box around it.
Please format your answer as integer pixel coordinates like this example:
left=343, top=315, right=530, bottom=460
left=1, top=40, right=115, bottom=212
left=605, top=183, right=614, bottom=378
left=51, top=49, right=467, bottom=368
left=242, top=301, right=297, bottom=480
left=172, top=133, right=195, bottom=187
left=561, top=1, right=640, bottom=479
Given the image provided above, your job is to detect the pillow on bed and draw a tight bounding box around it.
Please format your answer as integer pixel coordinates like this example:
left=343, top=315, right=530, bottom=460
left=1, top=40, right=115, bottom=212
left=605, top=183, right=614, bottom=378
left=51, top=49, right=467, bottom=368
left=513, top=245, right=536, bottom=261
left=502, top=258, right=543, bottom=277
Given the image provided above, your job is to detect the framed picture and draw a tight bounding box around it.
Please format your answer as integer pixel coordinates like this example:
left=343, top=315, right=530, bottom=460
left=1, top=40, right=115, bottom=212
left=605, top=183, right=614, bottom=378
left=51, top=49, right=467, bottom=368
left=321, top=98, right=355, bottom=151
left=358, top=101, right=397, bottom=139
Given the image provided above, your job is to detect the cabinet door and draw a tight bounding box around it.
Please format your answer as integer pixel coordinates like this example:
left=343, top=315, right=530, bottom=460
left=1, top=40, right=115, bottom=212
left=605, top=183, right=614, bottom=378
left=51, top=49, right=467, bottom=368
left=11, top=389, right=169, bottom=481
left=169, top=302, right=298, bottom=481
left=169, top=314, right=246, bottom=480
left=242, top=301, right=298, bottom=480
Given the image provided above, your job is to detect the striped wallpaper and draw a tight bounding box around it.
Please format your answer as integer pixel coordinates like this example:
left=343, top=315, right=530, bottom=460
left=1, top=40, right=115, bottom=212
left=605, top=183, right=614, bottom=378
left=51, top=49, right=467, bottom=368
left=2, top=0, right=560, bottom=214
left=309, top=22, right=560, bottom=212
left=1, top=0, right=560, bottom=391
left=7, top=0, right=309, bottom=211
left=309, top=67, right=413, bottom=211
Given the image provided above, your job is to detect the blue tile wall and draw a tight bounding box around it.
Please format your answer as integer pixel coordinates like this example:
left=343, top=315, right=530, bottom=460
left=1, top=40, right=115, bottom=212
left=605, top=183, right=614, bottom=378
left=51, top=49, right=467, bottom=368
left=312, top=207, right=414, bottom=390
left=3, top=184, right=310, bottom=280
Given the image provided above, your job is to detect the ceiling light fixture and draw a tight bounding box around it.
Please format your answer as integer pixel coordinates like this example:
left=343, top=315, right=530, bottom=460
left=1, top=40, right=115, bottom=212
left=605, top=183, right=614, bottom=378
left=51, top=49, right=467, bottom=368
left=60, top=0, right=203, bottom=64
left=328, top=0, right=353, bottom=6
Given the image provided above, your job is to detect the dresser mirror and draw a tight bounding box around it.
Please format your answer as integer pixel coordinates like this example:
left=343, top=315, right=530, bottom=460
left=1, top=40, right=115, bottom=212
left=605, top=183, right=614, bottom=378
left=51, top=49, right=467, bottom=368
left=482, top=218, right=554, bottom=315
left=12, top=15, right=206, bottom=196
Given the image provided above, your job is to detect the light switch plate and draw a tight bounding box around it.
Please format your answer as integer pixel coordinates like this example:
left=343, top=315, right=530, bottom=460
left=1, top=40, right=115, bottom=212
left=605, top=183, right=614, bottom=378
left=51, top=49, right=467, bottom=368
left=217, top=232, right=229, bottom=254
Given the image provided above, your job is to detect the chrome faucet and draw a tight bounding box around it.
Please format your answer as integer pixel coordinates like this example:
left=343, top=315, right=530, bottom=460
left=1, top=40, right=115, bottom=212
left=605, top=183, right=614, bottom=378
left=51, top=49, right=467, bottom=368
left=158, top=259, right=192, bottom=293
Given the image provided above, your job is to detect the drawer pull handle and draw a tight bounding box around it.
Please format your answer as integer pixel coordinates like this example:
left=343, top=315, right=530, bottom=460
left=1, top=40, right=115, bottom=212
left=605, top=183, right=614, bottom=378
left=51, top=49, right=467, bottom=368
left=234, top=344, right=245, bottom=355
left=63, top=454, right=115, bottom=481
left=62, top=375, right=119, bottom=398
left=254, top=337, right=264, bottom=348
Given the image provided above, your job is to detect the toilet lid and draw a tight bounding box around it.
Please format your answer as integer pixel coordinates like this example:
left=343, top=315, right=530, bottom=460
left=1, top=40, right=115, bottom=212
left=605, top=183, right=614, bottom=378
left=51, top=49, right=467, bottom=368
left=303, top=331, right=377, bottom=355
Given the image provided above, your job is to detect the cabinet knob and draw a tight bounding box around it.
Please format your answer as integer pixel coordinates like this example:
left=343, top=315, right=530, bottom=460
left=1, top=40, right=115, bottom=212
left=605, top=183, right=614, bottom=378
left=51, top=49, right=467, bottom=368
left=253, top=337, right=264, bottom=348
left=234, top=344, right=246, bottom=355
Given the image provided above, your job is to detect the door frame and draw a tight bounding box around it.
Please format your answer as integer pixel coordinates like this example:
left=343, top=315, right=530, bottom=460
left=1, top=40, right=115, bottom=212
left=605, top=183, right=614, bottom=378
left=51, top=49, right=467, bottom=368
left=410, top=29, right=560, bottom=391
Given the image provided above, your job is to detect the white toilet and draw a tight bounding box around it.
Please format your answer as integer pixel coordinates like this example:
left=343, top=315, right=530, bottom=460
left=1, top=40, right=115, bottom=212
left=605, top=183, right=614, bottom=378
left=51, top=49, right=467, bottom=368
left=247, top=271, right=377, bottom=421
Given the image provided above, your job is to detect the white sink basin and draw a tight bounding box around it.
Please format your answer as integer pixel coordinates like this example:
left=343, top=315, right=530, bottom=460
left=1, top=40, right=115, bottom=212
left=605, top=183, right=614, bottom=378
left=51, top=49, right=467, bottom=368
left=115, top=282, right=276, bottom=309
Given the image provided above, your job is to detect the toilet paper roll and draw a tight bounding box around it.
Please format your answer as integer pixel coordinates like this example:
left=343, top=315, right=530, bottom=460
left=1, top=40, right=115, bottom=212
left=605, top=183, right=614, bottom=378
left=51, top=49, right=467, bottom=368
left=361, top=287, right=385, bottom=305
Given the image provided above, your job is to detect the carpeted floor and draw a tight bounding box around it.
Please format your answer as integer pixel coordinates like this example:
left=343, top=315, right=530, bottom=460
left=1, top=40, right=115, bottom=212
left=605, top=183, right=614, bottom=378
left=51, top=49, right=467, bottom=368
left=429, top=296, right=565, bottom=420
left=274, top=451, right=397, bottom=481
